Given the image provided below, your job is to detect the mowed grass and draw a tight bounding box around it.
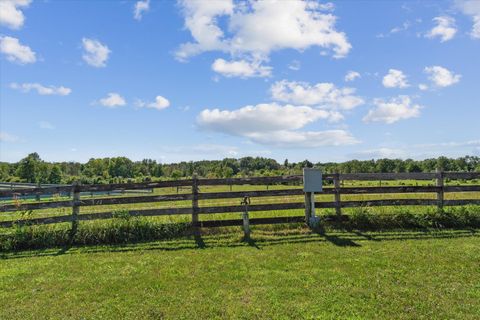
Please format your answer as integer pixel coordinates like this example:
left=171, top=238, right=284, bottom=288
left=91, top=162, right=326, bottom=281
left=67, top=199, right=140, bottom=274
left=1, top=228, right=480, bottom=319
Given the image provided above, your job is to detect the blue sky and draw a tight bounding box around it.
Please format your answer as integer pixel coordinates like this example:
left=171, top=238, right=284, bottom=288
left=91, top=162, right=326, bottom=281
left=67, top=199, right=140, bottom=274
left=1, top=0, right=479, bottom=163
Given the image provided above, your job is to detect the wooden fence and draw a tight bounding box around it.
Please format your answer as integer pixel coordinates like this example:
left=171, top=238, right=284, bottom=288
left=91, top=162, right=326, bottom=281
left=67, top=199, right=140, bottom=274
left=0, top=172, right=479, bottom=230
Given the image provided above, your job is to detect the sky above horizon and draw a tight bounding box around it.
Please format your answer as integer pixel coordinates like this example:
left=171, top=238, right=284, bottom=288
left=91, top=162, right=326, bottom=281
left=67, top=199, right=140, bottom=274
left=1, top=0, right=479, bottom=164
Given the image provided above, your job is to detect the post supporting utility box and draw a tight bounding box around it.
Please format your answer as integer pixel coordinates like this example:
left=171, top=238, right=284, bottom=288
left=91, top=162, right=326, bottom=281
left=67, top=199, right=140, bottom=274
left=303, top=168, right=323, bottom=226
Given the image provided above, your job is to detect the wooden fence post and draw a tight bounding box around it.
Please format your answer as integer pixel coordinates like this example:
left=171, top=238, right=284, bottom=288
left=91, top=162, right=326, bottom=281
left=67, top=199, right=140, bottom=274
left=304, top=192, right=312, bottom=223
left=334, top=172, right=342, bottom=217
left=71, top=181, right=80, bottom=239
left=436, top=168, right=444, bottom=210
left=192, top=174, right=199, bottom=230
left=35, top=182, right=41, bottom=201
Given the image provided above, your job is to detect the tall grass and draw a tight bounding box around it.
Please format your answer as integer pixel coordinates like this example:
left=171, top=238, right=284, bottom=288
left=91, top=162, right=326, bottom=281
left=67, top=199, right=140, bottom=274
left=1, top=205, right=479, bottom=251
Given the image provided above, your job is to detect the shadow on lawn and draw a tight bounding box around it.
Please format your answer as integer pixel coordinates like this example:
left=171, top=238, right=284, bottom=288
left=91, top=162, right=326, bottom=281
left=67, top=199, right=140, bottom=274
left=2, top=228, right=478, bottom=260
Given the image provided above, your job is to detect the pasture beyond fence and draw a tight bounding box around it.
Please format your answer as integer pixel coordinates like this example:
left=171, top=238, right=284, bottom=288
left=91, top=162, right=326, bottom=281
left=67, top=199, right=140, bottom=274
left=1, top=172, right=480, bottom=234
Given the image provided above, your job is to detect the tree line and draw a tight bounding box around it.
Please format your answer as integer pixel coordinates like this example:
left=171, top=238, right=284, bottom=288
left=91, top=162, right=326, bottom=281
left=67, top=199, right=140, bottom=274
left=0, top=153, right=479, bottom=185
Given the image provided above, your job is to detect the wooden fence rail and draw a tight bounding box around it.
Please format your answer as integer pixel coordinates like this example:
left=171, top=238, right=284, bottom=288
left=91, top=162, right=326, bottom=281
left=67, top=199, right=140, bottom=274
left=0, top=171, right=479, bottom=230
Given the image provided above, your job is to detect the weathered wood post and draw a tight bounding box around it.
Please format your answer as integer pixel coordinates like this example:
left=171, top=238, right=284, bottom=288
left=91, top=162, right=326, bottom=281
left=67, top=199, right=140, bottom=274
left=334, top=172, right=342, bottom=218
left=35, top=182, right=41, bottom=201
left=192, top=174, right=199, bottom=231
left=71, top=181, right=80, bottom=240
left=304, top=192, right=312, bottom=223
left=436, top=168, right=444, bottom=210
left=241, top=196, right=251, bottom=240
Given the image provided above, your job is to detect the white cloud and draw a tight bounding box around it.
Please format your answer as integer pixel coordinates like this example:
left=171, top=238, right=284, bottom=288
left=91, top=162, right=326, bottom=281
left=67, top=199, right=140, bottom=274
left=424, top=66, right=461, bottom=87
left=98, top=93, right=126, bottom=108
left=196, top=102, right=357, bottom=147
left=211, top=58, right=272, bottom=78
left=0, top=36, right=36, bottom=64
left=382, top=69, right=409, bottom=88
left=390, top=21, right=411, bottom=34
left=352, top=148, right=407, bottom=159
left=425, top=16, right=457, bottom=42
left=39, top=121, right=55, bottom=130
left=176, top=0, right=351, bottom=62
left=414, top=139, right=480, bottom=148
left=135, top=95, right=170, bottom=110
left=0, top=132, right=19, bottom=142
left=418, top=83, right=429, bottom=91
left=134, top=0, right=150, bottom=20
left=246, top=130, right=359, bottom=148
left=10, top=82, right=71, bottom=96
left=270, top=80, right=364, bottom=110
left=192, top=144, right=239, bottom=156
left=288, top=60, right=301, bottom=71
left=0, top=0, right=31, bottom=29
left=363, top=96, right=422, bottom=124
left=376, top=20, right=415, bottom=38
left=456, top=0, right=480, bottom=39
left=345, top=71, right=360, bottom=82
left=81, top=38, right=111, bottom=67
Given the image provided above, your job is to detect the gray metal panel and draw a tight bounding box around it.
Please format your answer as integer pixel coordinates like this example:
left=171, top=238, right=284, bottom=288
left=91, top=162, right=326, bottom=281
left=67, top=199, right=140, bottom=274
left=303, top=168, right=323, bottom=192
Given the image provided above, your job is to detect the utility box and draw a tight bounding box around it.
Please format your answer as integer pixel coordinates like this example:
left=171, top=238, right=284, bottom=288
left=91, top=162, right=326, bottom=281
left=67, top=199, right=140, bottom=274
left=303, top=168, right=323, bottom=192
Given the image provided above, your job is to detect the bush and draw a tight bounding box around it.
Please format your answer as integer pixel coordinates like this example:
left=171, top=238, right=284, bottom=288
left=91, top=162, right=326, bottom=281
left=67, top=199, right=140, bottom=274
left=0, top=218, right=191, bottom=251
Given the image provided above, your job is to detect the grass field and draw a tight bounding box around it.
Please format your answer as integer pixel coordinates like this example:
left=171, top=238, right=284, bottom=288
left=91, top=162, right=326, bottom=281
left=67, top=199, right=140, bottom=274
left=1, top=228, right=479, bottom=319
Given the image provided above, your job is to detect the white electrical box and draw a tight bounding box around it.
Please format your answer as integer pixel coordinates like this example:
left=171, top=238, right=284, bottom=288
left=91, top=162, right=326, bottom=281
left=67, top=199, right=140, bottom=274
left=303, top=168, right=323, bottom=192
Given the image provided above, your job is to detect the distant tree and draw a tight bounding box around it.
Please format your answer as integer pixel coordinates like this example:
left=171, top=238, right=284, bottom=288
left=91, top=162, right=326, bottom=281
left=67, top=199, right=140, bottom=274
left=48, top=165, right=62, bottom=184
left=108, top=157, right=134, bottom=178
left=223, top=166, right=234, bottom=178
left=171, top=169, right=181, bottom=180
left=16, top=153, right=41, bottom=182
left=299, top=159, right=313, bottom=168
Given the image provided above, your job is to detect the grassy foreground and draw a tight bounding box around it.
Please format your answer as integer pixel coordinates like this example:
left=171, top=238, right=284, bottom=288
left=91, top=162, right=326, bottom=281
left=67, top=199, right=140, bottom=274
left=1, top=229, right=479, bottom=319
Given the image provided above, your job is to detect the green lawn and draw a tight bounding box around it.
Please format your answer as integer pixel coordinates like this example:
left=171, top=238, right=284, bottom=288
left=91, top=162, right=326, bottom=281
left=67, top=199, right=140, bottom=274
left=1, top=228, right=479, bottom=319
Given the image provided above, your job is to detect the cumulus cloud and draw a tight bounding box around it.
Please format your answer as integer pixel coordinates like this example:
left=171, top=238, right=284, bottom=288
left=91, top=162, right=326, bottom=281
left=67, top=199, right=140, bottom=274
left=363, top=96, right=422, bottom=124
left=176, top=0, right=351, bottom=76
left=82, top=38, right=111, bottom=67
left=424, top=66, right=461, bottom=87
left=382, top=69, right=409, bottom=88
left=246, top=130, right=359, bottom=148
left=98, top=93, right=126, bottom=108
left=0, top=36, right=36, bottom=64
left=270, top=80, right=364, bottom=110
left=134, top=0, right=150, bottom=20
left=10, top=82, right=72, bottom=96
left=0, top=132, right=19, bottom=142
left=197, top=103, right=357, bottom=147
left=344, top=71, right=360, bottom=82
left=0, top=0, right=31, bottom=29
left=135, top=95, right=170, bottom=110
left=211, top=58, right=272, bottom=78
left=425, top=16, right=457, bottom=42
left=456, top=0, right=480, bottom=39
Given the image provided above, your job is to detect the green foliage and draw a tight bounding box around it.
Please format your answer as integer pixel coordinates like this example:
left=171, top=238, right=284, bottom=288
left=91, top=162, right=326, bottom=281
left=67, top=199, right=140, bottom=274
left=343, top=206, right=480, bottom=230
left=2, top=153, right=480, bottom=185
left=48, top=165, right=62, bottom=184
left=15, top=152, right=41, bottom=183
left=0, top=219, right=191, bottom=251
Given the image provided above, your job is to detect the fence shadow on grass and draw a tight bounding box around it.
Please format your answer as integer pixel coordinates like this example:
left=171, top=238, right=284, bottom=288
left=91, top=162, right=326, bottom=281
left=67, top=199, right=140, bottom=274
left=2, top=228, right=478, bottom=260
